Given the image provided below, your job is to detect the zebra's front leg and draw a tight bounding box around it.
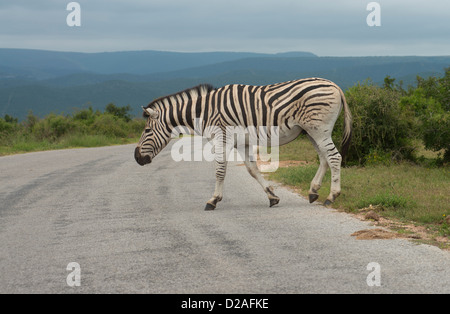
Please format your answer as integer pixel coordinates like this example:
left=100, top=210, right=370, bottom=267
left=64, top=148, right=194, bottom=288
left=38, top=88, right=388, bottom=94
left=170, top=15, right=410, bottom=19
left=205, top=160, right=227, bottom=211
left=243, top=159, right=280, bottom=207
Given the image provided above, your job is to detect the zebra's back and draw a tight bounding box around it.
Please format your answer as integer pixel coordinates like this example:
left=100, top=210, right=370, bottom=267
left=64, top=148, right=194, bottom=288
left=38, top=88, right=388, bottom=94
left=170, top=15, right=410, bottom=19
left=212, top=78, right=344, bottom=130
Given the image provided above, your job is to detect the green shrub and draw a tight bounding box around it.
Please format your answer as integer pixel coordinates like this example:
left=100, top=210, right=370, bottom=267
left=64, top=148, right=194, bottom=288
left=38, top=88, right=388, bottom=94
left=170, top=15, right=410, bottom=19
left=31, top=113, right=76, bottom=141
left=72, top=107, right=98, bottom=125
left=400, top=70, right=450, bottom=162
left=128, top=118, right=146, bottom=135
left=91, top=113, right=128, bottom=138
left=335, top=81, right=415, bottom=165
left=422, top=112, right=450, bottom=161
left=364, top=149, right=392, bottom=166
left=105, top=103, right=132, bottom=122
left=0, top=116, right=21, bottom=148
left=0, top=104, right=145, bottom=155
left=0, top=116, right=18, bottom=134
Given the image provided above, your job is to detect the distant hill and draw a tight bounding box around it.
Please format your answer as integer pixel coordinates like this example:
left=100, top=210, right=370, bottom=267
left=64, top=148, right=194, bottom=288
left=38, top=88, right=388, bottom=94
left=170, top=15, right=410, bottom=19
left=0, top=49, right=317, bottom=80
left=0, top=49, right=448, bottom=120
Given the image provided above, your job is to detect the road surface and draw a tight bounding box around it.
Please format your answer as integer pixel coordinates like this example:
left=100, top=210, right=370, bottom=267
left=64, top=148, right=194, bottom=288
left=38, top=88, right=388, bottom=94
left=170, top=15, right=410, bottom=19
left=1, top=143, right=449, bottom=293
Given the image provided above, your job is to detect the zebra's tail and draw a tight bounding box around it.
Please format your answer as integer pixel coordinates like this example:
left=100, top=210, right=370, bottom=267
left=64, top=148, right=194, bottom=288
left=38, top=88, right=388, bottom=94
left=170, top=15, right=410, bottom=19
left=339, top=88, right=352, bottom=161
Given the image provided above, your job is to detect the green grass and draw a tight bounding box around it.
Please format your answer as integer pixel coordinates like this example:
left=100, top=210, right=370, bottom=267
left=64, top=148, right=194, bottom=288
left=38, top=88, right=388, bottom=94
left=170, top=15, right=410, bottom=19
left=0, top=105, right=146, bottom=156
left=276, top=135, right=318, bottom=162
left=58, top=134, right=137, bottom=148
left=0, top=134, right=139, bottom=156
left=356, top=192, right=412, bottom=212
left=269, top=137, right=450, bottom=237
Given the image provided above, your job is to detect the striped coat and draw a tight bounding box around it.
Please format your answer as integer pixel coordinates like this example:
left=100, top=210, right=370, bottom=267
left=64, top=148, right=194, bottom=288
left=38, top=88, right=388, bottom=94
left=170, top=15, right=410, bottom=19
left=135, top=78, right=352, bottom=210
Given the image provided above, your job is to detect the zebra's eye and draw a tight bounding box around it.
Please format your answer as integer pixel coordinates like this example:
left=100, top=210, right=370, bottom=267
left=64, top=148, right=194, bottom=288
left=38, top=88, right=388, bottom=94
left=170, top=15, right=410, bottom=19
left=145, top=128, right=152, bottom=134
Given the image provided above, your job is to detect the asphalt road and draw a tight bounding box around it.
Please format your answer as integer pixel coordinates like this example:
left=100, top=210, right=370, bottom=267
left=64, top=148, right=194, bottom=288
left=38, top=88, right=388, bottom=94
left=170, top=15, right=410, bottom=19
left=1, top=143, right=449, bottom=294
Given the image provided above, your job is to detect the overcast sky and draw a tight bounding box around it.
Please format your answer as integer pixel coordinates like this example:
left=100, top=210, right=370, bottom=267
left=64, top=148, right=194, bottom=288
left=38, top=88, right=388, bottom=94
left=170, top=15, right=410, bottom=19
left=0, top=0, right=449, bottom=56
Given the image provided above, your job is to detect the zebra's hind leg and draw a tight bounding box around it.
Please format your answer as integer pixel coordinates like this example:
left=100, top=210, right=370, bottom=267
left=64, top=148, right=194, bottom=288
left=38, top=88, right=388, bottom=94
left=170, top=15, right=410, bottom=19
left=322, top=140, right=342, bottom=206
left=307, top=133, right=342, bottom=206
left=243, top=159, right=280, bottom=207
left=307, top=135, right=329, bottom=204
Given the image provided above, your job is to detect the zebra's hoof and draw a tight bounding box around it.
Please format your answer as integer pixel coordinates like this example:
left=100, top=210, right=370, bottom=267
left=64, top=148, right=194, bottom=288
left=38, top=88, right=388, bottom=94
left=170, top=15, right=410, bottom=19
left=309, top=193, right=319, bottom=204
left=269, top=198, right=280, bottom=208
left=204, top=203, right=216, bottom=211
left=323, top=199, right=333, bottom=207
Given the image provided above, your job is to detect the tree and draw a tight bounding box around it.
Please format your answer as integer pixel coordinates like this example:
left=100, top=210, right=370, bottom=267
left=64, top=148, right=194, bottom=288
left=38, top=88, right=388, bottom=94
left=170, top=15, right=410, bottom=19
left=383, top=75, right=396, bottom=91
left=383, top=75, right=405, bottom=95
left=105, top=103, right=132, bottom=122
left=4, top=114, right=18, bottom=124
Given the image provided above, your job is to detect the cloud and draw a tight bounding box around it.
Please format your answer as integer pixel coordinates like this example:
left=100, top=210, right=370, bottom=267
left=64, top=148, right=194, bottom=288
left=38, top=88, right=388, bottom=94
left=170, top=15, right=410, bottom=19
left=0, top=0, right=449, bottom=56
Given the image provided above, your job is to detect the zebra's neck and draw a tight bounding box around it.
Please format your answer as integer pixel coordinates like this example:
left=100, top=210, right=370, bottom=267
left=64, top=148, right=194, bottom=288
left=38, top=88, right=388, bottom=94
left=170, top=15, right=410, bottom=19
left=152, top=84, right=217, bottom=136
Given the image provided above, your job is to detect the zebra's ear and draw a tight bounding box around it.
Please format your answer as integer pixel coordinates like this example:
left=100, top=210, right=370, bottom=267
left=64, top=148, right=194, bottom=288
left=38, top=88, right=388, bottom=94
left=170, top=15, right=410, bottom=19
left=142, top=106, right=159, bottom=119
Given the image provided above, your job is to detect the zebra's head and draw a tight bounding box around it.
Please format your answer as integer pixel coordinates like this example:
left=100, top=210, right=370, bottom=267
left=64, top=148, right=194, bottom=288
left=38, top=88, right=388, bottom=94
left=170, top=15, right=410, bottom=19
left=135, top=106, right=168, bottom=166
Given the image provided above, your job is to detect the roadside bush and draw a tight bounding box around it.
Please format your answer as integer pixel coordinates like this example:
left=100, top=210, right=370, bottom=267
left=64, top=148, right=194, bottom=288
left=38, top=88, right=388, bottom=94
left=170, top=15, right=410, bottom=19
left=400, top=69, right=450, bottom=162
left=336, top=81, right=415, bottom=165
left=0, top=115, right=21, bottom=148
left=416, top=68, right=450, bottom=111
left=0, top=115, right=19, bottom=135
left=422, top=112, right=450, bottom=161
left=72, top=107, right=99, bottom=125
left=31, top=113, right=76, bottom=141
left=0, top=103, right=146, bottom=156
left=363, top=149, right=392, bottom=166
left=105, top=103, right=132, bottom=122
left=91, top=113, right=129, bottom=138
left=128, top=118, right=146, bottom=135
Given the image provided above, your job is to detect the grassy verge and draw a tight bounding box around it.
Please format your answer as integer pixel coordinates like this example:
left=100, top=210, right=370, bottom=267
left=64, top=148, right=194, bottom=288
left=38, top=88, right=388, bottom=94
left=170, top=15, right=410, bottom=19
left=0, top=106, right=145, bottom=156
left=268, top=136, right=450, bottom=247
left=0, top=134, right=139, bottom=156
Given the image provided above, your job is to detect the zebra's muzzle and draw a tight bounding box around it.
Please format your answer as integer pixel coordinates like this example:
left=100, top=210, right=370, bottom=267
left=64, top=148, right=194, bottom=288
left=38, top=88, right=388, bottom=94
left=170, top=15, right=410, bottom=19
left=135, top=147, right=151, bottom=166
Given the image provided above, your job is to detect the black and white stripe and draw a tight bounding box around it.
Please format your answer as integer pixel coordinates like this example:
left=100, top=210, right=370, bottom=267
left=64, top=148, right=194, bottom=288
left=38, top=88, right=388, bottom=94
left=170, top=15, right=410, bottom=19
left=135, top=78, right=352, bottom=210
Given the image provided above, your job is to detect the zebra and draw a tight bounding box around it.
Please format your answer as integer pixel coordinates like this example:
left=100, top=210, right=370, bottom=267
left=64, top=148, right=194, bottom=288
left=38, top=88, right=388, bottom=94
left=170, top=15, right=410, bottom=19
left=135, top=78, right=352, bottom=210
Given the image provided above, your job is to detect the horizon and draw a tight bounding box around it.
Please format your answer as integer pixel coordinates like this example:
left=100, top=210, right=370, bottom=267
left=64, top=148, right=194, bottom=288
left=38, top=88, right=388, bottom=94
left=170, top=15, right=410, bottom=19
left=1, top=47, right=450, bottom=58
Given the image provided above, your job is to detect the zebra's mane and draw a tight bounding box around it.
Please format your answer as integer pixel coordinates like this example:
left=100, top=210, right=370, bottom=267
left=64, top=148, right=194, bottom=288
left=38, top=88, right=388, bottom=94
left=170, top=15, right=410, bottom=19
left=145, top=84, right=215, bottom=110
